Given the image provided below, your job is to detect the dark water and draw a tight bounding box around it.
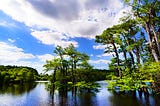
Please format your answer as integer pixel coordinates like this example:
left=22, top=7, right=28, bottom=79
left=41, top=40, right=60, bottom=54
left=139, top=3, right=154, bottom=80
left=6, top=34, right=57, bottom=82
left=0, top=81, right=159, bottom=106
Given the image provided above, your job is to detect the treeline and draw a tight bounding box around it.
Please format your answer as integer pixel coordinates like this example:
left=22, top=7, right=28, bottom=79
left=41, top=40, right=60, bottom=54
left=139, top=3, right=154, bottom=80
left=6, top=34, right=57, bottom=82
left=95, top=0, right=160, bottom=96
left=41, top=69, right=109, bottom=82
left=0, top=65, right=38, bottom=84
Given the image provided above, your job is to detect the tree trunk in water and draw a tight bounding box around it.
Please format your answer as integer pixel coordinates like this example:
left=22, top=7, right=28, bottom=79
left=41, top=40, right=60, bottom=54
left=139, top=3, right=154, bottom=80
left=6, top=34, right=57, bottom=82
left=112, top=43, right=122, bottom=78
left=133, top=36, right=141, bottom=64
left=132, top=90, right=136, bottom=98
left=123, top=51, right=127, bottom=61
left=74, top=61, right=77, bottom=84
left=135, top=46, right=140, bottom=64
left=145, top=22, right=159, bottom=62
left=51, top=84, right=55, bottom=105
left=143, top=87, right=149, bottom=97
left=138, top=88, right=143, bottom=98
left=151, top=24, right=160, bottom=57
left=129, top=51, right=135, bottom=67
left=71, top=61, right=75, bottom=85
left=74, top=62, right=77, bottom=96
left=124, top=35, right=135, bottom=66
left=51, top=71, right=56, bottom=105
left=123, top=50, right=127, bottom=68
left=143, top=87, right=150, bottom=106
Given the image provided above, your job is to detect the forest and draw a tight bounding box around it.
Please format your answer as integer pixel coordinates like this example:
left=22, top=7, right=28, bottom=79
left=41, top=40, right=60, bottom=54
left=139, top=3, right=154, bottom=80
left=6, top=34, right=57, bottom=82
left=0, top=65, right=38, bottom=84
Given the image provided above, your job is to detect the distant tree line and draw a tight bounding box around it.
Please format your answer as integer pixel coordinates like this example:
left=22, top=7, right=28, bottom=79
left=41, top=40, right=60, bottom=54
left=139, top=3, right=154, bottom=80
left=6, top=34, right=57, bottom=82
left=0, top=65, right=38, bottom=84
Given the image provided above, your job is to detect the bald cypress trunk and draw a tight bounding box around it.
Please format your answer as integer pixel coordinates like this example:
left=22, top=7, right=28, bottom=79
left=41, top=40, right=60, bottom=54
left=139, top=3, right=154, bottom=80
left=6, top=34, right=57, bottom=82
left=145, top=22, right=159, bottom=62
left=112, top=42, right=122, bottom=78
left=151, top=24, right=160, bottom=57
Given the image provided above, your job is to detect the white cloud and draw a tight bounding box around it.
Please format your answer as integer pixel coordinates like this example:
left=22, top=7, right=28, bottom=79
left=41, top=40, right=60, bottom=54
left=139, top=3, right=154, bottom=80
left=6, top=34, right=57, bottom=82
left=37, top=54, right=54, bottom=62
left=89, top=59, right=111, bottom=69
left=89, top=59, right=110, bottom=64
left=97, top=52, right=115, bottom=57
left=93, top=43, right=121, bottom=51
left=93, top=44, right=106, bottom=50
left=0, top=41, right=48, bottom=73
left=93, top=44, right=115, bottom=50
left=8, top=38, right=15, bottom=43
left=0, top=20, right=17, bottom=28
left=0, top=0, right=130, bottom=70
left=0, top=41, right=35, bottom=62
left=0, top=41, right=112, bottom=71
left=31, top=30, right=78, bottom=47
left=0, top=0, right=129, bottom=46
left=90, top=54, right=93, bottom=57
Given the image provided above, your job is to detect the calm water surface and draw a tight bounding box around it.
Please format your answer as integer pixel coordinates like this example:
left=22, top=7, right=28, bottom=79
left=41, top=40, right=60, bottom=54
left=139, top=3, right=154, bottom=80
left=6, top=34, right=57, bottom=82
left=0, top=81, right=159, bottom=106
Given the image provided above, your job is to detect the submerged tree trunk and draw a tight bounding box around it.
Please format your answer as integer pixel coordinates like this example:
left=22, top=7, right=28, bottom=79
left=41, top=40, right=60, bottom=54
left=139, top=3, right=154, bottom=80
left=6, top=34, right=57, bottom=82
left=73, top=61, right=77, bottom=96
left=124, top=35, right=135, bottom=67
left=143, top=87, right=150, bottom=106
left=112, top=42, right=122, bottom=78
left=151, top=24, right=160, bottom=57
left=51, top=70, right=56, bottom=105
left=123, top=51, right=127, bottom=68
left=144, top=22, right=159, bottom=62
left=132, top=90, right=136, bottom=98
left=138, top=88, right=143, bottom=98
left=143, top=87, right=149, bottom=97
left=129, top=51, right=135, bottom=66
left=71, top=60, right=75, bottom=85
left=135, top=46, right=141, bottom=64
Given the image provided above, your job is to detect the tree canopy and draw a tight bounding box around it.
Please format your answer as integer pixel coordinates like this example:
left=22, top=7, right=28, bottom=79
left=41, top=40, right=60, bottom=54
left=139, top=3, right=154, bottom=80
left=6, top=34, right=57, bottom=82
left=95, top=0, right=160, bottom=95
left=0, top=65, right=38, bottom=84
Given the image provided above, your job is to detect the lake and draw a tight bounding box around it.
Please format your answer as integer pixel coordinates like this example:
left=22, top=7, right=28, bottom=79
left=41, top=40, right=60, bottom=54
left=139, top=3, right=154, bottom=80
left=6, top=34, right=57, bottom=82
left=0, top=81, right=159, bottom=106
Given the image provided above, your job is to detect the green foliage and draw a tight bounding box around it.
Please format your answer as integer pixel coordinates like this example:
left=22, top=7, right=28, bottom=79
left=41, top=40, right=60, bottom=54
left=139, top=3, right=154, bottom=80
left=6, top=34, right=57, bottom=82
left=0, top=65, right=38, bottom=84
left=107, top=62, right=160, bottom=93
left=44, top=44, right=109, bottom=92
left=37, top=73, right=49, bottom=81
left=140, top=62, right=160, bottom=93
left=140, top=62, right=160, bottom=73
left=75, top=81, right=99, bottom=92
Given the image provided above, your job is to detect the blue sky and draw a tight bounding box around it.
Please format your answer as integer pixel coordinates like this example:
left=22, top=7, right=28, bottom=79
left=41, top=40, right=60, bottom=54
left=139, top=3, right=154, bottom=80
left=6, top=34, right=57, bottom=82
left=0, top=0, right=130, bottom=73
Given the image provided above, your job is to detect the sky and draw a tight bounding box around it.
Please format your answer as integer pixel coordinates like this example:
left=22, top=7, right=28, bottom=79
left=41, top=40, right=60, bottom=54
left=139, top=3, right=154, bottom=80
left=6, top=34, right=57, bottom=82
left=0, top=0, right=131, bottom=73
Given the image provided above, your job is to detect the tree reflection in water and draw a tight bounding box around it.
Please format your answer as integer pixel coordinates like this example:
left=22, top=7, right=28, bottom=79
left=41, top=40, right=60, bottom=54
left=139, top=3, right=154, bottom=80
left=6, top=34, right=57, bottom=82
left=0, top=82, right=159, bottom=106
left=0, top=83, right=37, bottom=95
left=48, top=81, right=160, bottom=106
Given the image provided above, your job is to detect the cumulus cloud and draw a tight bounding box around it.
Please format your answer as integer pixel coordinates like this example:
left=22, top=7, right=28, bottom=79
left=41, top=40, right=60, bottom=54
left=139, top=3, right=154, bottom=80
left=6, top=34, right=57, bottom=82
left=37, top=54, right=54, bottom=62
left=0, top=41, right=35, bottom=63
left=0, top=0, right=130, bottom=70
left=0, top=41, right=54, bottom=73
left=93, top=44, right=120, bottom=50
left=0, top=0, right=129, bottom=47
left=28, top=0, right=80, bottom=21
left=93, top=44, right=107, bottom=50
left=90, top=54, right=93, bottom=57
left=89, top=59, right=111, bottom=69
left=31, top=30, right=78, bottom=47
left=84, top=0, right=107, bottom=9
left=97, top=53, right=115, bottom=57
left=89, top=59, right=110, bottom=64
